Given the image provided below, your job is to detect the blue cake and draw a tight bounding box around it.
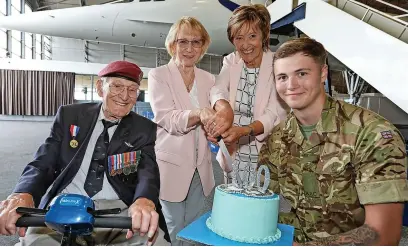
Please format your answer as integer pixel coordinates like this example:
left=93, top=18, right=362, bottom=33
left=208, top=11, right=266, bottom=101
left=206, top=184, right=281, bottom=244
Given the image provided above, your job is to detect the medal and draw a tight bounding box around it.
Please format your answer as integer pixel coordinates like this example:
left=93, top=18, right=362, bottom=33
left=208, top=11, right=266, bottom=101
left=130, top=163, right=137, bottom=173
left=109, top=155, right=116, bottom=176
left=117, top=153, right=123, bottom=174
left=123, top=166, right=131, bottom=175
left=123, top=152, right=131, bottom=175
left=130, top=151, right=138, bottom=173
left=70, top=139, right=78, bottom=148
left=69, top=125, right=80, bottom=149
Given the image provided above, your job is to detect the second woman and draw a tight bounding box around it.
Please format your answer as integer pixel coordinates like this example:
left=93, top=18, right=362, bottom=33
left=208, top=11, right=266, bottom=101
left=148, top=17, right=215, bottom=245
left=207, top=4, right=288, bottom=182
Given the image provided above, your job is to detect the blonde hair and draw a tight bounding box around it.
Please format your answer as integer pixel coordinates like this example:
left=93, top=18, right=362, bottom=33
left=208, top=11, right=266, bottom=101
left=165, top=16, right=211, bottom=59
left=227, top=4, right=271, bottom=51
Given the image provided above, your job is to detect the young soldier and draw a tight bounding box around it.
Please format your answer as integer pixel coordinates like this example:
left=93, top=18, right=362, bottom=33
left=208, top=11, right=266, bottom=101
left=259, top=37, right=408, bottom=245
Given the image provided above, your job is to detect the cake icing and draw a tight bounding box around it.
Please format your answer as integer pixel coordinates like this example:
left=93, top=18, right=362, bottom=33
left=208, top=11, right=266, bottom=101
left=206, top=184, right=281, bottom=244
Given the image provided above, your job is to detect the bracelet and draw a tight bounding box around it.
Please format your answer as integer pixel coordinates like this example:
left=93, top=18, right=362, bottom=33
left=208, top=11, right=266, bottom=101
left=246, top=125, right=254, bottom=136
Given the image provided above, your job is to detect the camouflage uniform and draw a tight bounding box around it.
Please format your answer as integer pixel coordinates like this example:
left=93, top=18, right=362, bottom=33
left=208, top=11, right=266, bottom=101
left=258, top=96, right=408, bottom=243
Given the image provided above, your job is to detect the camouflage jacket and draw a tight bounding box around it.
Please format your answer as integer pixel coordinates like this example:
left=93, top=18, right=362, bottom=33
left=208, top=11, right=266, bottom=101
left=258, top=96, right=408, bottom=243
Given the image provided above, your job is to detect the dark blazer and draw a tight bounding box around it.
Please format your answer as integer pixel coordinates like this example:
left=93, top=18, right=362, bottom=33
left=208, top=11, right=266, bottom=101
left=13, top=102, right=169, bottom=242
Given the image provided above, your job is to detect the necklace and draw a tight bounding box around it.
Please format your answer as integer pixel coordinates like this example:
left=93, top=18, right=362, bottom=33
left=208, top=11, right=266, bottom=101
left=178, top=67, right=195, bottom=93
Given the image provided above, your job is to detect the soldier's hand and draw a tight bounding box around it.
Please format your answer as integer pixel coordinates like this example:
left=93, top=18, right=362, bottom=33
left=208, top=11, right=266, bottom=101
left=0, top=193, right=34, bottom=237
left=127, top=198, right=158, bottom=246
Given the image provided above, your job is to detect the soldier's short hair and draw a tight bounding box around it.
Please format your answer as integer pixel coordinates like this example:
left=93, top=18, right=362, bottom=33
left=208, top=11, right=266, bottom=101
left=273, top=37, right=328, bottom=67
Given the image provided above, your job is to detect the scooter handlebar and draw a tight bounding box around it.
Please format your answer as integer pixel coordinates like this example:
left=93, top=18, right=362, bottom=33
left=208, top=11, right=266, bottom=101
left=16, top=216, right=132, bottom=229
left=94, top=217, right=132, bottom=229
left=15, top=216, right=46, bottom=227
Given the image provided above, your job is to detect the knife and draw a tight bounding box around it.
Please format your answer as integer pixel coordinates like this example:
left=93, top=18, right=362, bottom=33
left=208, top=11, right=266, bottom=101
left=217, top=137, right=243, bottom=187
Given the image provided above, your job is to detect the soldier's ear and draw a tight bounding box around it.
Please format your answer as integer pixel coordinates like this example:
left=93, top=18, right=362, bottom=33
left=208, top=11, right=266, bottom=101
left=321, top=64, right=328, bottom=84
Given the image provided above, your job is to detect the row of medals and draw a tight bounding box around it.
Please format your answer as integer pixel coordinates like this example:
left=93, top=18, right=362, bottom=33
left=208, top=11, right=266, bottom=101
left=70, top=138, right=138, bottom=176
left=112, top=161, right=138, bottom=176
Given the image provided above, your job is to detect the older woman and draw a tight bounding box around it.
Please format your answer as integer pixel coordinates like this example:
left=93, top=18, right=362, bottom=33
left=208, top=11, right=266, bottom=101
left=207, top=4, right=288, bottom=182
left=148, top=17, right=215, bottom=245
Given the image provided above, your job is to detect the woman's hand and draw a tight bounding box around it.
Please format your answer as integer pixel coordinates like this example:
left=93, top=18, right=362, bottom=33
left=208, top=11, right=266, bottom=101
left=221, top=126, right=250, bottom=145
left=205, top=111, right=234, bottom=138
left=199, top=107, right=216, bottom=126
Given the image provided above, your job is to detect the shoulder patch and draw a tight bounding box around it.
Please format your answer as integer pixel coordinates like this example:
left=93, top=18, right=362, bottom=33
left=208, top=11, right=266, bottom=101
left=380, top=130, right=393, bottom=139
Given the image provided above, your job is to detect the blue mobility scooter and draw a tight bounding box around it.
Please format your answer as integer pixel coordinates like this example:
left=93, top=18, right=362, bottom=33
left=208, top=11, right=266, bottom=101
left=15, top=193, right=132, bottom=246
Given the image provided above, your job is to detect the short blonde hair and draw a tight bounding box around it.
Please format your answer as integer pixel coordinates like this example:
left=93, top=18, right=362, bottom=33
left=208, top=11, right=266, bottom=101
left=165, top=16, right=211, bottom=58
left=227, top=4, right=271, bottom=51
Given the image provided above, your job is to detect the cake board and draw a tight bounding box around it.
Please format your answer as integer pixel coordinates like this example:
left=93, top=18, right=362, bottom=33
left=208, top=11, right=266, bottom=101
left=177, top=211, right=294, bottom=246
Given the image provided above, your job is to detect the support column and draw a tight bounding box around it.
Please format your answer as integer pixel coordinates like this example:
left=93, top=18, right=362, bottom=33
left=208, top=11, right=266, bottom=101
left=6, top=0, right=11, bottom=57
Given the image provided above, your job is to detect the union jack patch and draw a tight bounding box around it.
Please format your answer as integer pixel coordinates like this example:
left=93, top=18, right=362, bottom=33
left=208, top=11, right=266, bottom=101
left=380, top=130, right=393, bottom=139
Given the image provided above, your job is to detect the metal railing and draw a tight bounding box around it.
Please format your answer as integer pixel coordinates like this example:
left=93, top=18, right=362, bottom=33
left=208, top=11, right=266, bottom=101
left=336, top=0, right=407, bottom=40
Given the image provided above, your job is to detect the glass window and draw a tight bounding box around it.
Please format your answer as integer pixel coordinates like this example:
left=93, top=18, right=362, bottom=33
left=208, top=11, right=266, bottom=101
left=35, top=34, right=42, bottom=59
left=12, top=38, right=21, bottom=58
left=0, top=1, right=5, bottom=15
left=25, top=32, right=33, bottom=47
left=12, top=30, right=20, bottom=40
left=44, top=48, right=51, bottom=59
left=44, top=36, right=51, bottom=60
left=11, top=5, right=21, bottom=15
left=144, top=92, right=150, bottom=102
left=44, top=36, right=51, bottom=48
left=25, top=32, right=34, bottom=59
left=0, top=48, right=6, bottom=58
left=25, top=3, right=32, bottom=13
left=36, top=34, right=42, bottom=43
left=75, top=75, right=94, bottom=101
left=11, top=30, right=21, bottom=57
left=11, top=0, right=21, bottom=12
left=25, top=46, right=32, bottom=59
left=0, top=29, right=6, bottom=49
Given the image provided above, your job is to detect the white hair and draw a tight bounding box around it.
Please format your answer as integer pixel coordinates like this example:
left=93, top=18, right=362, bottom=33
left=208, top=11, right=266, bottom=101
left=100, top=77, right=110, bottom=84
left=100, top=77, right=111, bottom=92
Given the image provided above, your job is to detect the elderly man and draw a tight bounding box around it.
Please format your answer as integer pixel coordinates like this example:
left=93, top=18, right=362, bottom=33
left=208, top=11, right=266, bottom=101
left=0, top=61, right=170, bottom=246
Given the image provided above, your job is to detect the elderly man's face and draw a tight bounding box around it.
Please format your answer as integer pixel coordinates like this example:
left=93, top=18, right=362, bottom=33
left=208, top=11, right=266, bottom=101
left=96, top=77, right=139, bottom=120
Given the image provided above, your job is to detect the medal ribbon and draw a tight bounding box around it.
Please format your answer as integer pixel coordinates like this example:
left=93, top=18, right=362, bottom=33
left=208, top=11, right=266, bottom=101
left=70, top=125, right=80, bottom=138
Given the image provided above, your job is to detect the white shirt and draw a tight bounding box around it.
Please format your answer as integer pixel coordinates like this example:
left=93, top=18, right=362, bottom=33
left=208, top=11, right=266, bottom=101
left=63, top=108, right=120, bottom=200
left=189, top=81, right=200, bottom=163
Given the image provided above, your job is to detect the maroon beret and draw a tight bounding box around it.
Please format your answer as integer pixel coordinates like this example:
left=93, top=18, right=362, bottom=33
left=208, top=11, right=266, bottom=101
left=98, top=61, right=143, bottom=85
